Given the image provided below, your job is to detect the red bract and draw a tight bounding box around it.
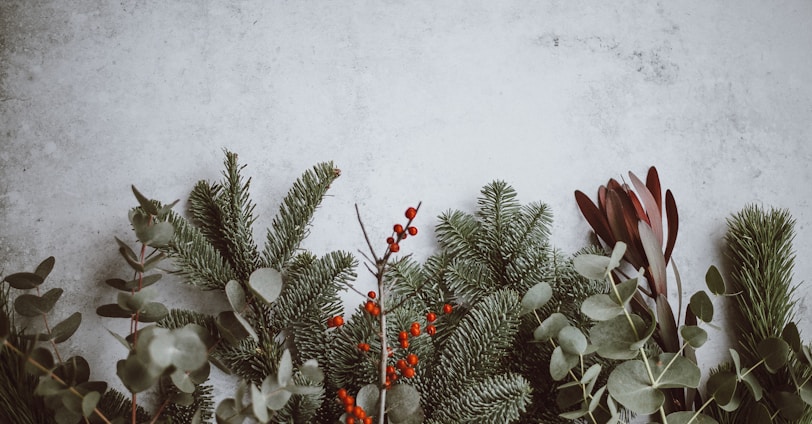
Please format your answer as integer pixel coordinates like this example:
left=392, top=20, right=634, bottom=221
left=574, top=166, right=678, bottom=299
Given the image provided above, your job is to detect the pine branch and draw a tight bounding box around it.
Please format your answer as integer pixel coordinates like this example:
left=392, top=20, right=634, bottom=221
left=219, top=150, right=261, bottom=279
left=434, top=209, right=484, bottom=262
left=262, top=162, right=341, bottom=270
left=187, top=180, right=229, bottom=255
left=476, top=181, right=522, bottom=272
left=159, top=381, right=214, bottom=424
left=95, top=388, right=151, bottom=423
left=443, top=258, right=493, bottom=306
left=429, top=373, right=532, bottom=424
left=166, top=209, right=238, bottom=290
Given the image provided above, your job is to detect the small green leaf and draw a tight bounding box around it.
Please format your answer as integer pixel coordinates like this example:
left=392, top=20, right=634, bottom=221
left=705, top=265, right=725, bottom=295
left=35, top=257, right=56, bottom=280
left=277, top=350, right=293, bottom=387
left=285, top=385, right=323, bottom=395
left=96, top=304, right=133, bottom=319
left=534, top=313, right=570, bottom=341
left=137, top=221, right=175, bottom=248
left=608, top=242, right=627, bottom=272
left=550, top=345, right=578, bottom=381
left=215, top=311, right=258, bottom=345
left=750, top=403, right=773, bottom=424
left=81, top=391, right=101, bottom=418
left=387, top=383, right=421, bottom=423
left=800, top=381, right=812, bottom=406
left=729, top=349, right=742, bottom=375
left=170, top=368, right=196, bottom=393
left=4, top=272, right=44, bottom=289
left=581, top=294, right=624, bottom=321
left=706, top=370, right=737, bottom=406
left=613, top=277, right=639, bottom=306
left=590, top=314, right=646, bottom=360
left=782, top=322, right=801, bottom=353
left=588, top=385, right=607, bottom=413
left=299, top=359, right=323, bottom=383
left=262, top=375, right=292, bottom=411
left=171, top=391, right=196, bottom=406
left=26, top=347, right=55, bottom=376
left=14, top=289, right=64, bottom=317
left=132, top=185, right=160, bottom=215
left=581, top=364, right=602, bottom=385
left=740, top=369, right=763, bottom=401
left=558, top=326, right=588, bottom=355
left=143, top=252, right=167, bottom=271
left=757, top=337, right=790, bottom=373
left=52, top=312, right=81, bottom=343
left=148, top=328, right=207, bottom=371
left=573, top=254, right=612, bottom=280
left=251, top=384, right=270, bottom=423
left=680, top=326, right=708, bottom=349
left=34, top=378, right=64, bottom=396
left=774, top=390, right=805, bottom=420
left=248, top=268, right=283, bottom=305
left=117, top=356, right=159, bottom=393
left=606, top=360, right=664, bottom=415
left=225, top=280, right=246, bottom=312
left=689, top=291, right=714, bottom=322
left=215, top=399, right=242, bottom=423
left=649, top=353, right=700, bottom=389
left=55, top=356, right=91, bottom=385
left=521, top=282, right=552, bottom=313
left=137, top=302, right=169, bottom=323
left=665, top=411, right=719, bottom=424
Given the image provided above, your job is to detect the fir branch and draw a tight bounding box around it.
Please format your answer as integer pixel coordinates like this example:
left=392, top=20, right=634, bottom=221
left=262, top=162, right=341, bottom=271
left=159, top=381, right=214, bottom=424
left=476, top=181, right=522, bottom=271
left=429, top=373, right=532, bottom=424
left=219, top=150, right=261, bottom=279
left=166, top=209, right=238, bottom=290
left=187, top=180, right=228, bottom=255
left=443, top=258, right=493, bottom=306
left=429, top=289, right=521, bottom=413
left=95, top=388, right=151, bottom=423
left=434, top=209, right=484, bottom=262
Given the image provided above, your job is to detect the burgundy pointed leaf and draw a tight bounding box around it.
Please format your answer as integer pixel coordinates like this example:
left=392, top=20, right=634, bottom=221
left=629, top=171, right=663, bottom=245
left=575, top=190, right=615, bottom=246
left=597, top=186, right=607, bottom=214
left=639, top=221, right=667, bottom=297
left=607, top=178, right=622, bottom=191
left=664, top=189, right=679, bottom=264
left=627, top=191, right=649, bottom=226
left=646, top=167, right=662, bottom=212
left=656, top=294, right=680, bottom=353
left=605, top=190, right=645, bottom=268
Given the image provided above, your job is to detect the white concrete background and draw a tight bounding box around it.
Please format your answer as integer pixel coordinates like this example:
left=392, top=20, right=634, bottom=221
left=2, top=0, right=811, bottom=420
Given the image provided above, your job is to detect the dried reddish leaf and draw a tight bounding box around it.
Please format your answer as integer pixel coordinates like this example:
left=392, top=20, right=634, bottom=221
left=664, top=189, right=679, bottom=264
left=639, top=221, right=667, bottom=297
left=598, top=186, right=607, bottom=214
left=605, top=189, right=645, bottom=268
left=656, top=294, right=680, bottom=353
left=575, top=190, right=615, bottom=246
left=628, top=191, right=649, bottom=225
left=646, top=167, right=662, bottom=212
left=629, top=170, right=663, bottom=245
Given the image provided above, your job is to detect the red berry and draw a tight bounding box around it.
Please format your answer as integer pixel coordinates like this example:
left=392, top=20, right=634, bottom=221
left=386, top=236, right=395, bottom=244
left=364, top=417, right=373, bottom=424
left=358, top=342, right=370, bottom=352
left=402, top=367, right=416, bottom=378
left=394, top=224, right=404, bottom=234
left=327, top=317, right=335, bottom=328
left=346, top=404, right=354, bottom=414
left=387, top=365, right=396, bottom=374
left=371, top=305, right=381, bottom=317
left=426, top=324, right=436, bottom=336
left=364, top=301, right=375, bottom=313
left=368, top=291, right=377, bottom=299
left=405, top=207, right=417, bottom=220
left=334, top=316, right=345, bottom=326
left=346, top=417, right=355, bottom=424
left=408, top=226, right=418, bottom=236
left=398, top=331, right=409, bottom=341
left=354, top=406, right=366, bottom=418
left=337, top=388, right=348, bottom=400
left=406, top=353, right=419, bottom=366
left=343, top=395, right=355, bottom=406
left=396, top=359, right=407, bottom=370
left=400, top=339, right=409, bottom=349
left=443, top=303, right=453, bottom=314
left=390, top=243, right=400, bottom=253
left=410, top=326, right=420, bottom=337
left=426, top=312, right=437, bottom=322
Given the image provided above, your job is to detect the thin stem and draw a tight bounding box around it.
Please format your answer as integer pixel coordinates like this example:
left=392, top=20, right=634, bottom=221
left=355, top=204, right=379, bottom=262
left=149, top=397, right=172, bottom=424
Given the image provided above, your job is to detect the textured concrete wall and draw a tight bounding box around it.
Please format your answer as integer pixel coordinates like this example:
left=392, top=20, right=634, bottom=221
left=2, top=0, right=811, bottom=417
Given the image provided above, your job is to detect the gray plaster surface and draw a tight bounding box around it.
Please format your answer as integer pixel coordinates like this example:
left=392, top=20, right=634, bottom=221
left=1, top=1, right=811, bottom=421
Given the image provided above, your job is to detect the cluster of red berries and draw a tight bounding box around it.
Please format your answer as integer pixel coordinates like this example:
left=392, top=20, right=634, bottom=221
left=385, top=352, right=420, bottom=388
left=337, top=388, right=373, bottom=424
left=387, top=207, right=419, bottom=253
left=363, top=291, right=381, bottom=317
left=327, top=315, right=345, bottom=328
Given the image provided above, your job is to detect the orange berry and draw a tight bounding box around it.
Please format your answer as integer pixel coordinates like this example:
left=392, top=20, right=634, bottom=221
left=364, top=300, right=375, bottom=313
left=390, top=243, right=400, bottom=253
left=387, top=365, right=396, bottom=374
left=408, top=226, right=418, bottom=236
left=398, top=331, right=409, bottom=341
left=346, top=417, right=355, bottom=424
left=405, top=207, right=417, bottom=220
left=406, top=353, right=418, bottom=366
left=337, top=388, right=348, bottom=400
left=372, top=305, right=381, bottom=316
left=402, top=367, right=416, bottom=378
left=426, top=324, right=436, bottom=336
left=358, top=342, right=370, bottom=352
left=410, top=326, right=420, bottom=337
left=393, top=224, right=404, bottom=234
left=386, top=236, right=395, bottom=244
left=368, top=291, right=377, bottom=299
left=363, top=417, right=373, bottom=424
left=346, top=404, right=355, bottom=414
left=396, top=359, right=407, bottom=370
left=400, top=339, right=409, bottom=349
left=443, top=303, right=453, bottom=314
left=334, top=316, right=344, bottom=326
left=343, top=395, right=355, bottom=406
left=426, top=312, right=437, bottom=322
left=327, top=317, right=335, bottom=327
left=354, top=406, right=366, bottom=418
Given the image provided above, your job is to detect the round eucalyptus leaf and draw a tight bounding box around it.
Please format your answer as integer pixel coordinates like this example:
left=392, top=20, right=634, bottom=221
left=680, top=325, right=708, bottom=349
left=757, top=337, right=790, bottom=373
left=215, top=311, right=258, bottom=345
left=705, top=265, right=726, bottom=295
left=706, top=370, right=738, bottom=406
left=117, top=357, right=159, bottom=393
left=52, top=312, right=82, bottom=343
left=137, top=302, right=169, bottom=323
left=782, top=322, right=802, bottom=354
left=608, top=242, right=627, bottom=272
left=215, top=398, right=242, bottom=423
left=581, top=364, right=602, bottom=385
left=689, top=291, right=714, bottom=323
left=729, top=348, right=742, bottom=375
left=534, top=313, right=570, bottom=341
left=34, top=377, right=64, bottom=396
left=55, top=356, right=91, bottom=385
left=14, top=288, right=64, bottom=317
left=750, top=403, right=773, bottom=424
left=573, top=254, right=612, bottom=280
left=356, top=383, right=380, bottom=415
left=56, top=400, right=83, bottom=424
left=81, top=391, right=101, bottom=418
left=189, top=360, right=211, bottom=385
left=4, top=272, right=44, bottom=289
left=649, top=353, right=700, bottom=389
left=387, top=383, right=421, bottom=423
left=139, top=221, right=175, bottom=248
left=248, top=268, right=284, bottom=305
left=740, top=369, right=763, bottom=401
left=550, top=345, right=578, bottom=381
left=665, top=411, right=719, bottom=424
left=775, top=390, right=805, bottom=420
left=171, top=391, right=196, bottom=406
left=250, top=382, right=270, bottom=422
left=558, top=326, right=587, bottom=355
left=521, top=282, right=552, bottom=314
left=581, top=294, right=624, bottom=321
left=300, top=359, right=324, bottom=383
left=170, top=368, right=196, bottom=394
left=606, top=360, right=664, bottom=415
left=277, top=349, right=293, bottom=387
left=26, top=347, right=55, bottom=376
left=35, top=256, right=56, bottom=280
left=614, top=278, right=639, bottom=306
left=150, top=328, right=207, bottom=371
left=225, top=280, right=246, bottom=312
left=590, top=314, right=646, bottom=360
